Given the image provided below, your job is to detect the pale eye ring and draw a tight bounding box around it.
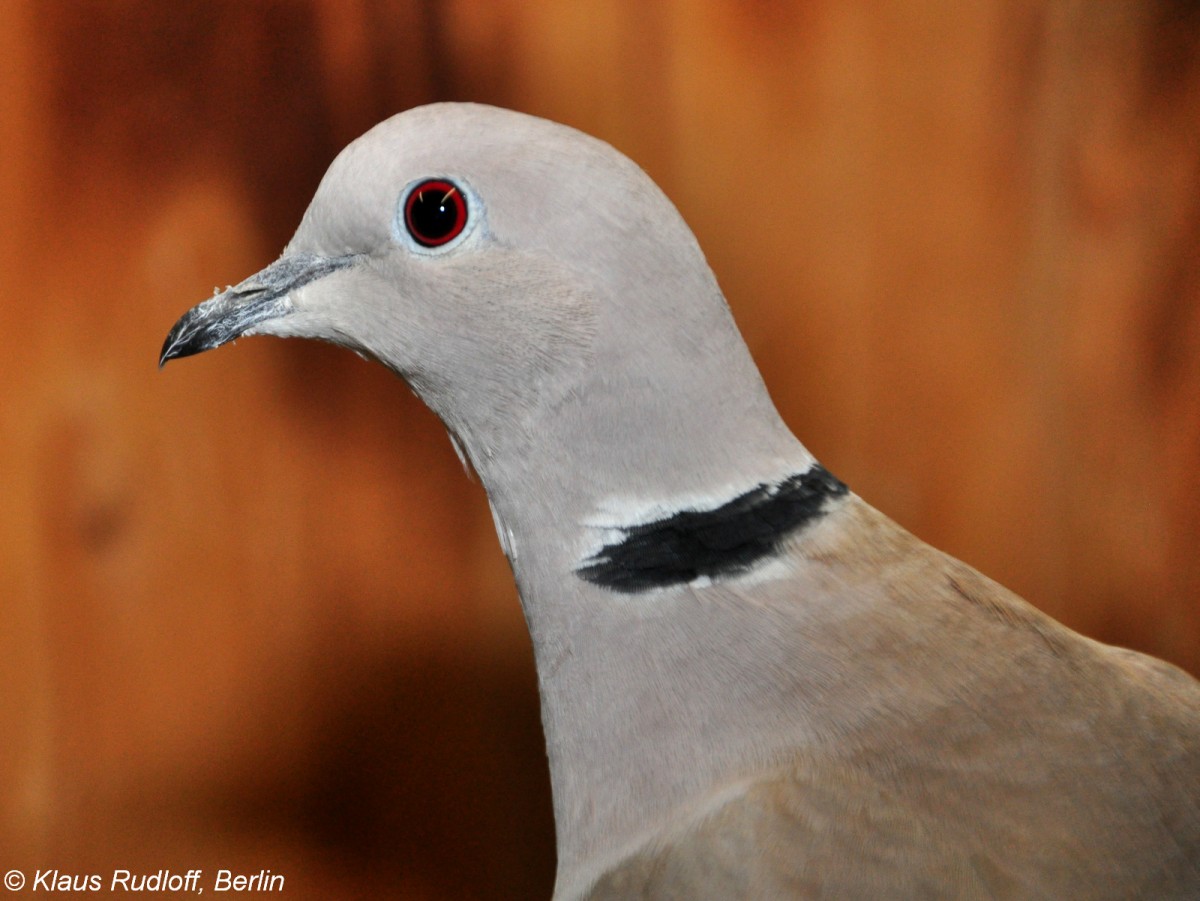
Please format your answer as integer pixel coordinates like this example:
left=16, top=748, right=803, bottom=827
left=404, top=179, right=468, bottom=247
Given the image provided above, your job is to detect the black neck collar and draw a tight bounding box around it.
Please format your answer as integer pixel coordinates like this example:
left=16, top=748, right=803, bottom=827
left=577, top=464, right=848, bottom=594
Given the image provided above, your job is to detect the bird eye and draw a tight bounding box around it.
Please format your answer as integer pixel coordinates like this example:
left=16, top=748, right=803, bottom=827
left=404, top=179, right=468, bottom=248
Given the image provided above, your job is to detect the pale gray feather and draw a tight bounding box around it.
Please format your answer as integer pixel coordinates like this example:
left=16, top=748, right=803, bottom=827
left=161, top=103, right=1200, bottom=899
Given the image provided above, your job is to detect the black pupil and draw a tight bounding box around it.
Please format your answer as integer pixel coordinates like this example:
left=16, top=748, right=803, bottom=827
left=408, top=185, right=461, bottom=244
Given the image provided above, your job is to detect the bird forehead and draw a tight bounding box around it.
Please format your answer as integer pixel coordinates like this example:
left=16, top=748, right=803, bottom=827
left=330, top=104, right=643, bottom=213
left=293, top=103, right=669, bottom=265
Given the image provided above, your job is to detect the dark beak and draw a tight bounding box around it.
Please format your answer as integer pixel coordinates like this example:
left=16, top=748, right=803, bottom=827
left=159, top=252, right=355, bottom=367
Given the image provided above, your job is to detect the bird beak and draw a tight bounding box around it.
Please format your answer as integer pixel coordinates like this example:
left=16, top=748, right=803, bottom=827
left=159, top=252, right=355, bottom=367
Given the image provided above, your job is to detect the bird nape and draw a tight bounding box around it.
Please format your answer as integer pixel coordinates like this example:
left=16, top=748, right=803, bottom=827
left=161, top=103, right=1200, bottom=900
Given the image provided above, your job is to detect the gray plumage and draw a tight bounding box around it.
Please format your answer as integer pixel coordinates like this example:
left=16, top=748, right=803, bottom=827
left=161, top=103, right=1200, bottom=899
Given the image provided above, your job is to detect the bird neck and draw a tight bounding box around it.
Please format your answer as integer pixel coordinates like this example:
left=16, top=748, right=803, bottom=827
left=469, top=404, right=825, bottom=893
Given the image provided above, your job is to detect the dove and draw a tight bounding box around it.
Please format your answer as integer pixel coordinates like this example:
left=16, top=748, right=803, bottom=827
left=161, top=103, right=1200, bottom=899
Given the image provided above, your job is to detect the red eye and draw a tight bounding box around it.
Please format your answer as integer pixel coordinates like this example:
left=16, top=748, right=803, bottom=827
left=404, top=179, right=468, bottom=247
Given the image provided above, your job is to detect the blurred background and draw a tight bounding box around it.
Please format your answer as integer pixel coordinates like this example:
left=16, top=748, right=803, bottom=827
left=2, top=1, right=1198, bottom=897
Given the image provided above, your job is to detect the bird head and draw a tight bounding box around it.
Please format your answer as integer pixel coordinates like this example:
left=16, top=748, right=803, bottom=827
left=161, top=103, right=790, bottom=498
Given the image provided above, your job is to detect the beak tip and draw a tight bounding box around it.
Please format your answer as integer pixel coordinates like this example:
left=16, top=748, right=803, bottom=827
left=158, top=251, right=352, bottom=372
left=158, top=321, right=194, bottom=368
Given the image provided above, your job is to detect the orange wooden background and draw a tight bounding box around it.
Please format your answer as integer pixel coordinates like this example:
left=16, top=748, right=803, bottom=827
left=2, top=2, right=1198, bottom=897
